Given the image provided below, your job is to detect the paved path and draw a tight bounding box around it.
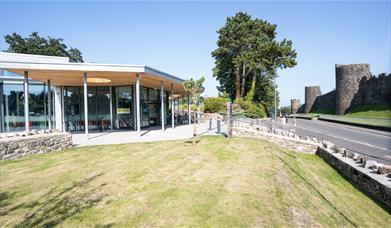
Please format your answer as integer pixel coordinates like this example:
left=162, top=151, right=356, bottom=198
left=73, top=122, right=226, bottom=147
left=285, top=118, right=391, bottom=164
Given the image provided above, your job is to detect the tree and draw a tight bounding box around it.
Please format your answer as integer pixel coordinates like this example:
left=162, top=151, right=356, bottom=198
left=211, top=12, right=297, bottom=112
left=4, top=32, right=84, bottom=62
left=183, top=76, right=205, bottom=147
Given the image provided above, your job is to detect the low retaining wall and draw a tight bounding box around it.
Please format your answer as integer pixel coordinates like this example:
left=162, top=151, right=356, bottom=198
left=0, top=133, right=72, bottom=160
left=316, top=146, right=391, bottom=211
left=232, top=126, right=320, bottom=154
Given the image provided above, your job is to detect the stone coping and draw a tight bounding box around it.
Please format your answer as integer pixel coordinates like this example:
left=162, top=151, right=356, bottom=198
left=0, top=132, right=71, bottom=143
left=318, top=147, right=391, bottom=188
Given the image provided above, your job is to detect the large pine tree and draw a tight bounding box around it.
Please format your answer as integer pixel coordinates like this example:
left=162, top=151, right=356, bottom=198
left=211, top=12, right=297, bottom=110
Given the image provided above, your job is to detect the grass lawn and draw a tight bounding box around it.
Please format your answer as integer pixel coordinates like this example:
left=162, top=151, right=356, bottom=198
left=346, top=104, right=391, bottom=119
left=1, top=136, right=389, bottom=227
left=319, top=114, right=391, bottom=128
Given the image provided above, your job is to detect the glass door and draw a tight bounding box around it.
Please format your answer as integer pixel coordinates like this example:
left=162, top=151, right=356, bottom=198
left=114, top=86, right=133, bottom=129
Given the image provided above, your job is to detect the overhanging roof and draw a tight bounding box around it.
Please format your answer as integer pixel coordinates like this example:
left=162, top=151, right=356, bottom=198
left=0, top=52, right=187, bottom=95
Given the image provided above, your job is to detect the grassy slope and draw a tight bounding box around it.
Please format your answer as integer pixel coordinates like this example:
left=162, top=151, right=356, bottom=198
left=346, top=104, right=391, bottom=119
left=0, top=136, right=389, bottom=227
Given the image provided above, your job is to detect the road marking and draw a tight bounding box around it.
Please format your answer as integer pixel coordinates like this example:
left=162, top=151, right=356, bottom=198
left=301, top=119, right=391, bottom=138
left=293, top=125, right=391, bottom=152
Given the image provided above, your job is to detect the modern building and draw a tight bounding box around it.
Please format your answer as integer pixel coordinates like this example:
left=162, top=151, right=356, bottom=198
left=0, top=52, right=191, bottom=137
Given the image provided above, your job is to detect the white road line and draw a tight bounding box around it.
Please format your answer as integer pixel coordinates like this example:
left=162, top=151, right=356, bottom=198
left=294, top=125, right=391, bottom=152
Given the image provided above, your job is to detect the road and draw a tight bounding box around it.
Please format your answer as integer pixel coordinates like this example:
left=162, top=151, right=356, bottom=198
left=276, top=118, right=391, bottom=165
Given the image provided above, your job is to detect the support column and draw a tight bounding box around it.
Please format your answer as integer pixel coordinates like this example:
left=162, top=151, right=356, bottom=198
left=54, top=86, right=62, bottom=131
left=187, top=94, right=191, bottom=124
left=47, top=80, right=52, bottom=129
left=61, top=86, right=65, bottom=131
left=109, top=86, right=113, bottom=130
left=160, top=81, right=165, bottom=130
left=23, top=71, right=29, bottom=132
left=43, top=83, right=47, bottom=129
left=83, top=73, right=89, bottom=138
left=171, top=83, right=174, bottom=129
left=136, top=74, right=141, bottom=136
left=0, top=81, right=3, bottom=133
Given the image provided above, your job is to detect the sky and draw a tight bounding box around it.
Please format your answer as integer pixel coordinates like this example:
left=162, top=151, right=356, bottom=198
left=0, top=1, right=390, bottom=106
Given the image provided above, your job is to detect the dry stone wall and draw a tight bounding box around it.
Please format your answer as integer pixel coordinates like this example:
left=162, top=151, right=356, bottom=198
left=0, top=133, right=72, bottom=160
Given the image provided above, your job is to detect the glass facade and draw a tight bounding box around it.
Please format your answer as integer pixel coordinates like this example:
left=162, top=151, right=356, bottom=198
left=1, top=73, right=55, bottom=133
left=114, top=86, right=133, bottom=129
left=64, top=86, right=111, bottom=132
left=0, top=69, right=178, bottom=133
left=2, top=83, right=25, bottom=132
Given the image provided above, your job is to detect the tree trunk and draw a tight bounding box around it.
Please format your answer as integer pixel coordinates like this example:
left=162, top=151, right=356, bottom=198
left=235, top=66, right=241, bottom=99
left=240, top=63, right=247, bottom=97
left=252, top=68, right=257, bottom=84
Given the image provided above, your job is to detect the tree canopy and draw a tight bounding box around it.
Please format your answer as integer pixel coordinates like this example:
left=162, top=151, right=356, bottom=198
left=3, top=32, right=84, bottom=62
left=211, top=12, right=297, bottom=109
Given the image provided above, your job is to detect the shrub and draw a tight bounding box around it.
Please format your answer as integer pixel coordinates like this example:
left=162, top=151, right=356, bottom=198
left=235, top=98, right=266, bottom=118
left=204, top=97, right=230, bottom=113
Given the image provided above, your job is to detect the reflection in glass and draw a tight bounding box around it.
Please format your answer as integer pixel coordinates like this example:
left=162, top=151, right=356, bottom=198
left=114, top=86, right=133, bottom=129
left=2, top=83, right=24, bottom=132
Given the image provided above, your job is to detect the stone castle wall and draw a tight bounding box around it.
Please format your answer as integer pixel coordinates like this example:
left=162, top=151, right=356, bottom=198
left=350, top=73, right=391, bottom=110
left=291, top=99, right=301, bottom=114
left=0, top=133, right=72, bottom=160
left=311, top=90, right=336, bottom=113
left=295, top=64, right=389, bottom=115
left=335, top=64, right=371, bottom=115
left=304, top=86, right=321, bottom=113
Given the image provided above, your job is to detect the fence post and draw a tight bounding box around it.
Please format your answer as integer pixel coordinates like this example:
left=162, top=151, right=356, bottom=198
left=209, top=118, right=212, bottom=130
left=217, top=117, right=221, bottom=134
left=227, top=102, right=233, bottom=138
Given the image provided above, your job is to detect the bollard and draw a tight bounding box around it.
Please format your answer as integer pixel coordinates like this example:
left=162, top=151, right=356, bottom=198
left=217, top=118, right=221, bottom=134
left=209, top=118, right=212, bottom=130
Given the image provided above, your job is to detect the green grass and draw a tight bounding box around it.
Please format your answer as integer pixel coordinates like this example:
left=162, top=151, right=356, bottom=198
left=310, top=108, right=335, bottom=115
left=346, top=104, right=391, bottom=119
left=0, top=136, right=389, bottom=227
left=319, top=114, right=391, bottom=128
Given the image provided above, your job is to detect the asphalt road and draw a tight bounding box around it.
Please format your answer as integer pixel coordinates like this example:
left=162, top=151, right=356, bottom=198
left=282, top=118, right=391, bottom=165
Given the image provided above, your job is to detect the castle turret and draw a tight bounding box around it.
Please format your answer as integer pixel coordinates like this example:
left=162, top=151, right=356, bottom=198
left=304, top=86, right=321, bottom=113
left=335, top=64, right=371, bottom=115
left=291, top=99, right=300, bottom=114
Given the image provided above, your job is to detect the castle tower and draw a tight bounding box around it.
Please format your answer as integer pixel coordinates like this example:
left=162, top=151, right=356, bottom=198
left=291, top=99, right=300, bottom=114
left=335, top=64, right=371, bottom=115
left=304, top=86, right=321, bottom=113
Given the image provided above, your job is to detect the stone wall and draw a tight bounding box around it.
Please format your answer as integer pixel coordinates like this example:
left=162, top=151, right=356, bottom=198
left=335, top=64, right=371, bottom=115
left=350, top=73, right=391, bottom=110
left=0, top=133, right=72, bottom=160
left=316, top=146, right=391, bottom=211
left=304, top=86, right=321, bottom=113
left=311, top=90, right=336, bottom=113
left=290, top=99, right=301, bottom=114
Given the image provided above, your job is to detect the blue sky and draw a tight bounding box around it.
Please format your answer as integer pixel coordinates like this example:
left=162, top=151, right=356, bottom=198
left=1, top=1, right=390, bottom=106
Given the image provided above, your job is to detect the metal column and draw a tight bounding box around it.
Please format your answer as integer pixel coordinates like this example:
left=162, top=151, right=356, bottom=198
left=160, top=81, right=165, bottom=130
left=24, top=71, right=29, bottom=132
left=171, top=83, right=174, bottom=129
left=47, top=80, right=52, bottom=129
left=187, top=94, right=191, bottom=124
left=109, top=86, right=113, bottom=130
left=83, top=73, right=89, bottom=138
left=136, top=74, right=141, bottom=136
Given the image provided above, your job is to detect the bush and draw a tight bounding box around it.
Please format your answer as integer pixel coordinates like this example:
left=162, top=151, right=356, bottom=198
left=204, top=97, right=230, bottom=113
left=235, top=98, right=266, bottom=118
